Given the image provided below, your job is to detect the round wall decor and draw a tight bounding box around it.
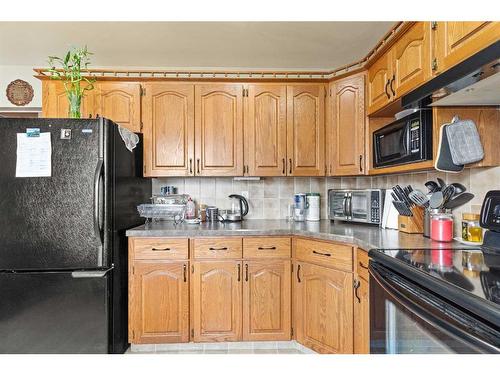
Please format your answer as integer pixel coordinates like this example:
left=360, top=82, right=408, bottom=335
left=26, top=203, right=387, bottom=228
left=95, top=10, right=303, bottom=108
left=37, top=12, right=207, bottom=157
left=6, top=79, right=34, bottom=106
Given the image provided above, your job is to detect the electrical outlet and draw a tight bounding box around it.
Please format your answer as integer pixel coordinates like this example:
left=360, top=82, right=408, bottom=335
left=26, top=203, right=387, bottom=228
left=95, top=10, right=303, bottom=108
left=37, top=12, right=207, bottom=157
left=241, top=191, right=249, bottom=200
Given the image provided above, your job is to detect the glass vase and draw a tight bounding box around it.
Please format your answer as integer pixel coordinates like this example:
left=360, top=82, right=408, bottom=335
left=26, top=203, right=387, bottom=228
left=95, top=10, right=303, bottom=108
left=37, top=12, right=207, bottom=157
left=67, top=91, right=82, bottom=118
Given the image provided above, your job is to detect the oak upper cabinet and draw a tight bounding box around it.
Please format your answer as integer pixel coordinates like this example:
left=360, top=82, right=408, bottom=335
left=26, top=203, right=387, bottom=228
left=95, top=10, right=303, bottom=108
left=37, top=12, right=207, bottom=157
left=195, top=84, right=244, bottom=176
left=191, top=260, right=243, bottom=342
left=367, top=22, right=431, bottom=114
left=329, top=73, right=366, bottom=176
left=295, top=262, right=354, bottom=354
left=286, top=85, right=325, bottom=176
left=129, top=261, right=189, bottom=344
left=245, top=84, right=287, bottom=176
left=41, top=80, right=95, bottom=118
left=432, top=21, right=500, bottom=74
left=367, top=52, right=392, bottom=114
left=94, top=82, right=142, bottom=133
left=143, top=83, right=195, bottom=177
left=243, top=260, right=291, bottom=341
left=391, top=22, right=431, bottom=98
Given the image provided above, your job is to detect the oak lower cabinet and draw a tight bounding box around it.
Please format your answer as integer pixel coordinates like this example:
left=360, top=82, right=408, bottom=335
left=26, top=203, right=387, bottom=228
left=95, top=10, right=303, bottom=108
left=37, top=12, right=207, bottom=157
left=354, top=248, right=370, bottom=354
left=243, top=260, right=291, bottom=341
left=295, top=262, right=354, bottom=354
left=191, top=260, right=243, bottom=342
left=129, top=261, right=190, bottom=344
left=328, top=73, right=366, bottom=176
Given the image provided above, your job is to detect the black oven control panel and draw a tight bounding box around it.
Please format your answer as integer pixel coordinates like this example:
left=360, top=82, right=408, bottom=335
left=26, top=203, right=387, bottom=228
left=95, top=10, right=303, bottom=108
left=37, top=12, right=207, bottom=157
left=409, top=120, right=421, bottom=154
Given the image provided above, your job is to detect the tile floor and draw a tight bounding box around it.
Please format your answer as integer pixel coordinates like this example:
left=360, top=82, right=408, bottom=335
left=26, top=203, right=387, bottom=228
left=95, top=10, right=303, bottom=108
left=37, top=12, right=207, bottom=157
left=127, top=341, right=315, bottom=354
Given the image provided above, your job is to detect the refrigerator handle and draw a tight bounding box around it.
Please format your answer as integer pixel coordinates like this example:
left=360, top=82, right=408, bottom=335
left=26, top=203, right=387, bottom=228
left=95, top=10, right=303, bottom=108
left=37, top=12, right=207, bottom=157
left=94, top=159, right=104, bottom=249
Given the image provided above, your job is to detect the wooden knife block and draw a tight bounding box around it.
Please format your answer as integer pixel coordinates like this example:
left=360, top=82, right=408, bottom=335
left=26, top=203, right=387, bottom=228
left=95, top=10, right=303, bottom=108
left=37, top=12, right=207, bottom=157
left=398, top=206, right=424, bottom=234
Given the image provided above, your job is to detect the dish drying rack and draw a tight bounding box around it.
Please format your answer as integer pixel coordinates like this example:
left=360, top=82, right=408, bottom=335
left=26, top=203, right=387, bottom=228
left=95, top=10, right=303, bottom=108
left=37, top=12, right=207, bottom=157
left=137, top=194, right=189, bottom=224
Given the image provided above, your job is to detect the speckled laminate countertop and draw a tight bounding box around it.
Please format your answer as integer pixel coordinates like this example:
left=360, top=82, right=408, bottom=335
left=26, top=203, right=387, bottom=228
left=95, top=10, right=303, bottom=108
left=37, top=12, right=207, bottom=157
left=126, top=220, right=478, bottom=251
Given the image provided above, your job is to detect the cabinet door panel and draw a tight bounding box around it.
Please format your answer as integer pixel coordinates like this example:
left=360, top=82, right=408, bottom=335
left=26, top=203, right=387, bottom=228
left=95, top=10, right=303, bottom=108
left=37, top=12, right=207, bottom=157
left=286, top=85, right=325, bottom=176
left=192, top=261, right=242, bottom=342
left=95, top=82, right=141, bottom=132
left=42, top=80, right=94, bottom=118
left=295, top=262, right=353, bottom=354
left=143, top=83, right=195, bottom=177
left=243, top=260, right=291, bottom=341
left=354, top=275, right=370, bottom=354
left=330, top=74, right=365, bottom=176
left=392, top=22, right=430, bottom=97
left=434, top=22, right=500, bottom=73
left=129, top=261, right=189, bottom=344
left=195, top=84, right=244, bottom=176
left=245, top=84, right=287, bottom=176
left=367, top=53, right=391, bottom=115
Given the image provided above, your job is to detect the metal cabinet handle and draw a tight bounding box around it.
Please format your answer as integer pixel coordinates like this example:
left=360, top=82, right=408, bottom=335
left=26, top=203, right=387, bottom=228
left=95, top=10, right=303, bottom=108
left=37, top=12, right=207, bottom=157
left=183, top=264, right=187, bottom=282
left=359, top=261, right=369, bottom=270
left=209, top=247, right=228, bottom=251
left=197, top=159, right=200, bottom=174
left=189, top=159, right=193, bottom=174
left=359, top=155, right=363, bottom=173
left=390, top=74, right=396, bottom=96
left=313, top=250, right=331, bottom=257
left=384, top=79, right=391, bottom=99
left=245, top=263, right=248, bottom=282
left=353, top=279, right=361, bottom=303
left=282, top=158, right=286, bottom=175
left=289, top=158, right=292, bottom=175
left=237, top=264, right=241, bottom=282
left=297, top=264, right=301, bottom=283
left=257, top=246, right=276, bottom=250
left=152, top=247, right=171, bottom=251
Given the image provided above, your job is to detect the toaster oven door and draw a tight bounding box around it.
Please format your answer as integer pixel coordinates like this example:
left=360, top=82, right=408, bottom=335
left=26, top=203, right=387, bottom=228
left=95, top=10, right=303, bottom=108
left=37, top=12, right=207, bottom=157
left=350, top=191, right=371, bottom=223
left=329, top=191, right=348, bottom=219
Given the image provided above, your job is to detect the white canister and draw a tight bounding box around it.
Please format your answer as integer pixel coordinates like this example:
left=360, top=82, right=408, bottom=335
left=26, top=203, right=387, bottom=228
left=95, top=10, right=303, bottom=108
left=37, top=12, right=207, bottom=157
left=305, top=193, right=320, bottom=221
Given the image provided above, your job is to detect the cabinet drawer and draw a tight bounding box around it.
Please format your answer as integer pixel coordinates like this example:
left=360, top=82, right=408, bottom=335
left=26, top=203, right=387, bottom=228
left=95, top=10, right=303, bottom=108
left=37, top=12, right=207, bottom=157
left=192, top=237, right=243, bottom=259
left=131, top=238, right=189, bottom=260
left=294, top=238, right=353, bottom=272
left=357, top=248, right=369, bottom=280
left=243, top=237, right=291, bottom=259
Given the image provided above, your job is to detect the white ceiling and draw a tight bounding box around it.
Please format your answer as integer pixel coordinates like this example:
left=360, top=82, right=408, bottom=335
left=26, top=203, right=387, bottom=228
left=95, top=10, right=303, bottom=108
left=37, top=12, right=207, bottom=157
left=0, top=22, right=394, bottom=70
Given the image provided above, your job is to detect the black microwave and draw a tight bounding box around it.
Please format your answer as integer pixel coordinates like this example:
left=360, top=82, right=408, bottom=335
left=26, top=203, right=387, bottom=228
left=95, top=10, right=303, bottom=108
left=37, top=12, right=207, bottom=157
left=373, top=109, right=432, bottom=168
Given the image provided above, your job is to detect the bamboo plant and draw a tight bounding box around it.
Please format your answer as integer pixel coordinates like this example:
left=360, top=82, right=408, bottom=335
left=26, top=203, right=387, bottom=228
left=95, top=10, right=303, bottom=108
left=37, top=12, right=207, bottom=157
left=47, top=46, right=95, bottom=118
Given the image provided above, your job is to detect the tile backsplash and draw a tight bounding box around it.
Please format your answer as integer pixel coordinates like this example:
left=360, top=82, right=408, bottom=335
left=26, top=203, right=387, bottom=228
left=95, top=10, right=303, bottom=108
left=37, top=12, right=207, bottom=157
left=152, top=166, right=500, bottom=236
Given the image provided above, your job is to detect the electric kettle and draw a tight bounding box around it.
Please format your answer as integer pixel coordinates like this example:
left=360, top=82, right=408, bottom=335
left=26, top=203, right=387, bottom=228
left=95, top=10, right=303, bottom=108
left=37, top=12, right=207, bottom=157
left=223, top=194, right=249, bottom=222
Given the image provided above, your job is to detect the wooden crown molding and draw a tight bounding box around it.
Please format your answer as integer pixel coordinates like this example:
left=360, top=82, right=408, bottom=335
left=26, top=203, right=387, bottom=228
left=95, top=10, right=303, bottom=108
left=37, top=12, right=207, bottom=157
left=34, top=22, right=410, bottom=82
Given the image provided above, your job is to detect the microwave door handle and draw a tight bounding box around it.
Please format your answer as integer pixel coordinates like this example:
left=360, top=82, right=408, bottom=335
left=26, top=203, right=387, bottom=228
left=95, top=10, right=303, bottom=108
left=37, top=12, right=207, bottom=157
left=369, top=263, right=500, bottom=354
left=401, top=125, right=410, bottom=155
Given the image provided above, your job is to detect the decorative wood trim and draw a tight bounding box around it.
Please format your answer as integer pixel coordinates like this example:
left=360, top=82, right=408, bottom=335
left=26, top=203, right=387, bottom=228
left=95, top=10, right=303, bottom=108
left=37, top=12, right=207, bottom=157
left=34, top=22, right=410, bottom=83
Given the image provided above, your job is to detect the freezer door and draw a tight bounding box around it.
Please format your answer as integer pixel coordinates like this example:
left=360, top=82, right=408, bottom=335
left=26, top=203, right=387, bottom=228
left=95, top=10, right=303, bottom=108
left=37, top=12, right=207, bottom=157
left=0, top=270, right=110, bottom=353
left=0, top=118, right=105, bottom=270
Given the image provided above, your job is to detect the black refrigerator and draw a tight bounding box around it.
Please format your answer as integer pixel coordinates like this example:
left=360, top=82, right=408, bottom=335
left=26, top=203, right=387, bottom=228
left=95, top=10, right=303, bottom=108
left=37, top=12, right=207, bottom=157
left=0, top=117, right=151, bottom=353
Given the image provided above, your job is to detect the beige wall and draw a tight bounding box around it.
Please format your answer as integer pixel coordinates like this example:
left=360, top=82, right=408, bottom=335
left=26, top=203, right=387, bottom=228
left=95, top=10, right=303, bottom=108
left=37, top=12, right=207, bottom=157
left=152, top=166, right=500, bottom=236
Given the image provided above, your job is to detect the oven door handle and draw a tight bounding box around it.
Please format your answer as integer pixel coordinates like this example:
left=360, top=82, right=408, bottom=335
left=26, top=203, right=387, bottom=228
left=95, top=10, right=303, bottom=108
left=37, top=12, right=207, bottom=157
left=342, top=194, right=348, bottom=218
left=346, top=194, right=352, bottom=219
left=369, top=262, right=500, bottom=354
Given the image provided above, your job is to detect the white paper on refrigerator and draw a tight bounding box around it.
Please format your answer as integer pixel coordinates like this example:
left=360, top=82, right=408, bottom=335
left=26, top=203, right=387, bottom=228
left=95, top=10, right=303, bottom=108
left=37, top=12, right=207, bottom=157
left=15, top=132, right=52, bottom=177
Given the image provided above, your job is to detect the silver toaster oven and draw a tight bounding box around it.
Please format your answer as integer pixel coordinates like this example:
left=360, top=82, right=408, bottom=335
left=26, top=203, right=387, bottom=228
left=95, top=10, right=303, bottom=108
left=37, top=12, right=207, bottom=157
left=328, top=189, right=385, bottom=225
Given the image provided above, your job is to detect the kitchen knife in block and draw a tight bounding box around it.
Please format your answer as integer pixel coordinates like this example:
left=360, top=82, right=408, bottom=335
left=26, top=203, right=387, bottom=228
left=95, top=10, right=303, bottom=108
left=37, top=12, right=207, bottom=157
left=398, top=206, right=425, bottom=234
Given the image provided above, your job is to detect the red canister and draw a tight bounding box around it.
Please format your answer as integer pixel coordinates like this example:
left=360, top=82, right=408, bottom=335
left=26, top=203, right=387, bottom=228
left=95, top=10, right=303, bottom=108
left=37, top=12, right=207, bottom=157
left=431, top=213, right=454, bottom=242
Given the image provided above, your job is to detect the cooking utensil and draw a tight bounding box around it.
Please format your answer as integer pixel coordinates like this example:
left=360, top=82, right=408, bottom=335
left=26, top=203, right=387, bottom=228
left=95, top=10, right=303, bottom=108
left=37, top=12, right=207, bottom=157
left=394, top=185, right=412, bottom=208
left=442, top=185, right=456, bottom=206
left=409, top=190, right=429, bottom=208
left=425, top=181, right=440, bottom=193
left=449, top=182, right=467, bottom=195
left=443, top=192, right=475, bottom=210
left=393, top=200, right=412, bottom=216
left=429, top=191, right=444, bottom=209
left=437, top=177, right=447, bottom=190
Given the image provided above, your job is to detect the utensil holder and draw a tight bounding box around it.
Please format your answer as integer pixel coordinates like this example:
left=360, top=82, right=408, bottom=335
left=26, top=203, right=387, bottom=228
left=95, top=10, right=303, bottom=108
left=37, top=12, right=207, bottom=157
left=398, top=206, right=424, bottom=234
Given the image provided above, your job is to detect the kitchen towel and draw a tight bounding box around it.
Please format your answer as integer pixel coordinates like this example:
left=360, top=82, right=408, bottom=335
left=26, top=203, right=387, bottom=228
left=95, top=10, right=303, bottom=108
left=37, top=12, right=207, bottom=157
left=118, top=126, right=139, bottom=152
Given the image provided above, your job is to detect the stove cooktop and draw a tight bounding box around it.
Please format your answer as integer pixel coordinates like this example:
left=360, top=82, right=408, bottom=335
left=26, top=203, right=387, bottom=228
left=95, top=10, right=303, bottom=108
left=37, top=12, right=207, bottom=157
left=371, top=248, right=500, bottom=307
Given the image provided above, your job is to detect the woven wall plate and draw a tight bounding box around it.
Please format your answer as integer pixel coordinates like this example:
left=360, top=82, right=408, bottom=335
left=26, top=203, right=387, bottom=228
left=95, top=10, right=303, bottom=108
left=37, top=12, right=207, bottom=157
left=6, top=79, right=34, bottom=106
